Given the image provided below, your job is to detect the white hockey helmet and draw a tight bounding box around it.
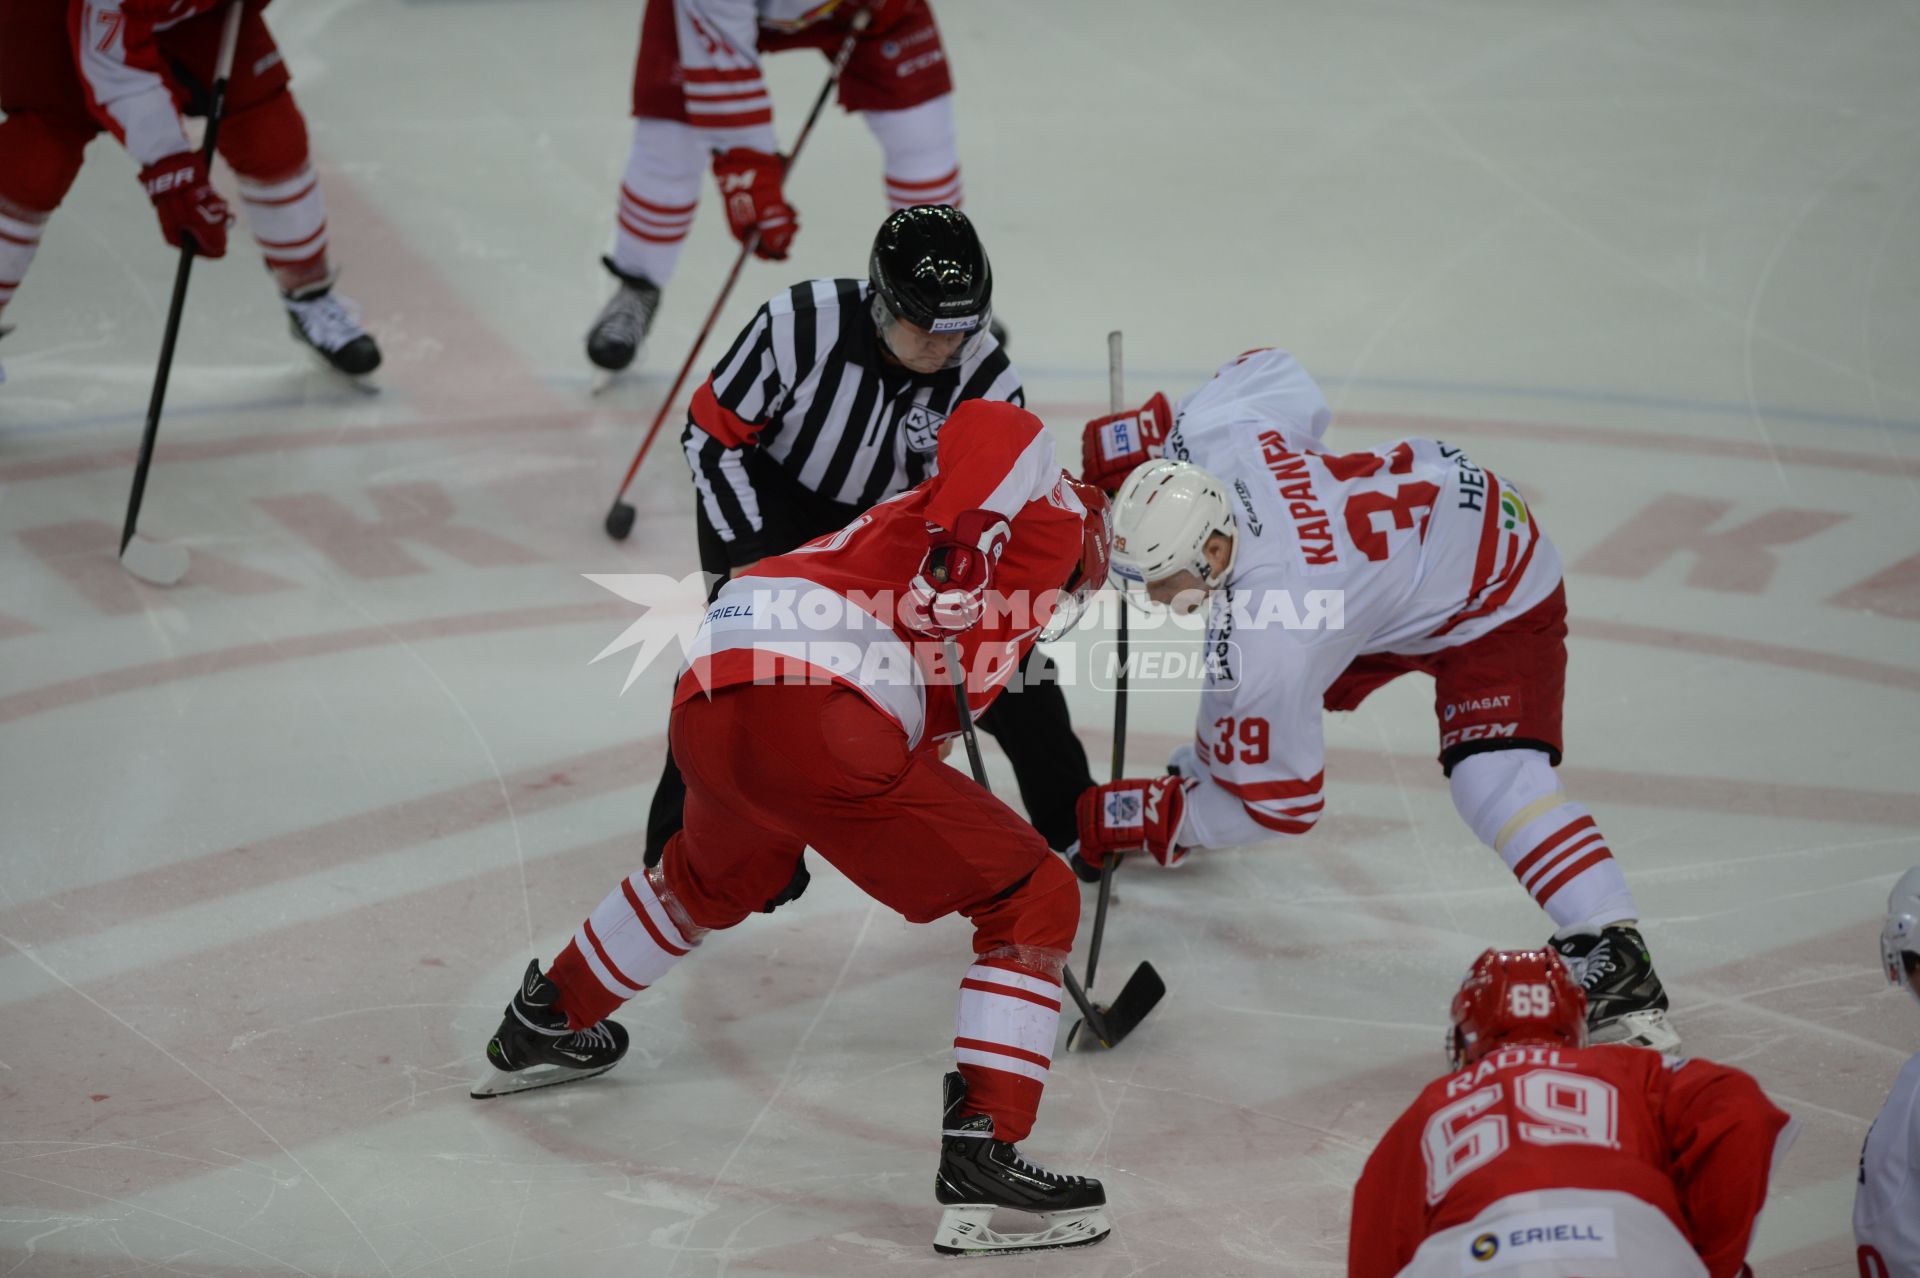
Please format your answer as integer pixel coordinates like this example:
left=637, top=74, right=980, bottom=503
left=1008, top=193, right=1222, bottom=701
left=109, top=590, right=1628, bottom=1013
left=1881, top=866, right=1920, bottom=1008
left=1109, top=460, right=1239, bottom=598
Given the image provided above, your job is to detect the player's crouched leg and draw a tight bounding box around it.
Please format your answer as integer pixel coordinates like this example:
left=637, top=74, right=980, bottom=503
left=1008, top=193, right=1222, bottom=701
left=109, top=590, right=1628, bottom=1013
left=951, top=855, right=1078, bottom=1144
left=0, top=113, right=91, bottom=331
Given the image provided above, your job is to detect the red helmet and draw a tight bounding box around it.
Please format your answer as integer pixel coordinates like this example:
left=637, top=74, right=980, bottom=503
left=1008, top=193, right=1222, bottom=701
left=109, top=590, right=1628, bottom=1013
left=1447, top=948, right=1589, bottom=1071
left=1039, top=478, right=1113, bottom=641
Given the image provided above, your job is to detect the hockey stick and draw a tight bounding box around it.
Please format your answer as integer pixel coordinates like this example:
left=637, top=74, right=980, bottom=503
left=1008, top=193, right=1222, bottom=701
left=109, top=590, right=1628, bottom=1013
left=942, top=638, right=1162, bottom=1051
left=602, top=6, right=873, bottom=542
left=1083, top=330, right=1126, bottom=992
left=118, top=0, right=244, bottom=588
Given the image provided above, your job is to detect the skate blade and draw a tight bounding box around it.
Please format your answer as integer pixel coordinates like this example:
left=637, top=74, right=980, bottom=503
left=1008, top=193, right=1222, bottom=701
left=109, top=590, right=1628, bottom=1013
left=121, top=535, right=191, bottom=586
left=589, top=368, right=620, bottom=396
left=469, top=1060, right=616, bottom=1099
left=1590, top=1008, right=1682, bottom=1056
left=932, top=1204, right=1110, bottom=1256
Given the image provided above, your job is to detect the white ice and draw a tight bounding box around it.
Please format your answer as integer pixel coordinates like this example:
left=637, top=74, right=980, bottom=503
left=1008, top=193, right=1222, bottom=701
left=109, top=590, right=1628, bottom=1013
left=3, top=1, right=1919, bottom=1274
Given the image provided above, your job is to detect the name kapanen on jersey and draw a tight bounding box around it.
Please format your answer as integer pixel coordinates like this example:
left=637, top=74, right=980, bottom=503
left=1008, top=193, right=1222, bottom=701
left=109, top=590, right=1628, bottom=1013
left=1256, top=431, right=1340, bottom=571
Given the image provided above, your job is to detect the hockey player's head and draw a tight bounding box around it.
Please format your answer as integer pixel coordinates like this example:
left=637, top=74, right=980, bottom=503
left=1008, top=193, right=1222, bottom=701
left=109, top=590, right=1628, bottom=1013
left=1447, top=947, right=1589, bottom=1071
left=1881, top=866, right=1920, bottom=1009
left=1108, top=460, right=1237, bottom=615
left=869, top=205, right=993, bottom=374
left=1038, top=478, right=1115, bottom=642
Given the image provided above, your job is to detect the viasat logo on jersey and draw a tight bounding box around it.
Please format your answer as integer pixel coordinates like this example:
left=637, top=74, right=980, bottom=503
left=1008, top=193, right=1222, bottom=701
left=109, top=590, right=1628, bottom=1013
left=1442, top=693, right=1514, bottom=722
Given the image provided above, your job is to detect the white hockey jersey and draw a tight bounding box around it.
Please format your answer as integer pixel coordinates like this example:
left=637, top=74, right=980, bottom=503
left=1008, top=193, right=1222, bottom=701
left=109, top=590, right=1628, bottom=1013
left=668, top=0, right=853, bottom=149
left=1160, top=349, right=1563, bottom=851
left=1858, top=1049, right=1920, bottom=1277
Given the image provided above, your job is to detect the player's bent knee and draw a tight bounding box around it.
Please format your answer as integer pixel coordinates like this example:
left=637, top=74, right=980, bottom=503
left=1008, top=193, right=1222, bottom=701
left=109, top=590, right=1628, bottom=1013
left=968, top=854, right=1079, bottom=964
left=0, top=114, right=91, bottom=213
left=217, top=87, right=311, bottom=182
left=1449, top=746, right=1582, bottom=855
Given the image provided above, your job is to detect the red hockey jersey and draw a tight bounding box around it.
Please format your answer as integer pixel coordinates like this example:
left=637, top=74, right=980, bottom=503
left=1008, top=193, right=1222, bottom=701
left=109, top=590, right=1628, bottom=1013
left=675, top=399, right=1086, bottom=750
left=1349, top=1044, right=1793, bottom=1278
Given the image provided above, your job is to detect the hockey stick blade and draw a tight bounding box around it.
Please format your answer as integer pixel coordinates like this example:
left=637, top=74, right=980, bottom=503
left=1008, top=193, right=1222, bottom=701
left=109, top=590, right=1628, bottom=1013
left=120, top=535, right=190, bottom=586
left=1065, top=961, right=1164, bottom=1051
left=604, top=500, right=637, bottom=541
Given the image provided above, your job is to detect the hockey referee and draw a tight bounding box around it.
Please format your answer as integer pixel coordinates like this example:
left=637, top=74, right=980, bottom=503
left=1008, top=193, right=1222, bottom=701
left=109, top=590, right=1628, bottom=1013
left=643, top=204, right=1096, bottom=876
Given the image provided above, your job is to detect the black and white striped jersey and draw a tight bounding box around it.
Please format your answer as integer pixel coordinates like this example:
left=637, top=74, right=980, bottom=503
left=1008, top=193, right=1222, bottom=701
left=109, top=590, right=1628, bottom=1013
left=680, top=277, right=1024, bottom=565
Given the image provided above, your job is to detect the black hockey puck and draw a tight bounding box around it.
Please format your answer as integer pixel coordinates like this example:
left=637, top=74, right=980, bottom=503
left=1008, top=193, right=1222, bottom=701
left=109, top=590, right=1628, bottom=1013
left=604, top=501, right=636, bottom=541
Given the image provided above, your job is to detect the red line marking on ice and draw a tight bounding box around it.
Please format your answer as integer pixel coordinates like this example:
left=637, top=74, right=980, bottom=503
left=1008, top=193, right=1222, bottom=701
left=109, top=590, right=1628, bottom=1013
left=0, top=738, right=662, bottom=947
left=0, top=599, right=630, bottom=726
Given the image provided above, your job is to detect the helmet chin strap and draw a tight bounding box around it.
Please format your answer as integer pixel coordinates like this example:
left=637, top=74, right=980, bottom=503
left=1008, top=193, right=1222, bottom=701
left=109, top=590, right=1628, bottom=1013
left=1199, top=525, right=1238, bottom=590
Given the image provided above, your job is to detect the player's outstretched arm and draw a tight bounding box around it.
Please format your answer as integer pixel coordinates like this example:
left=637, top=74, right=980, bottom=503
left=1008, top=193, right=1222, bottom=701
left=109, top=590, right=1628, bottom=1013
left=924, top=400, right=1058, bottom=527
left=1658, top=1058, right=1796, bottom=1278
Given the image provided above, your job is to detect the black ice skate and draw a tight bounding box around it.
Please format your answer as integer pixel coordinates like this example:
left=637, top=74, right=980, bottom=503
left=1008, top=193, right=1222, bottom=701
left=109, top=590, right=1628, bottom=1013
left=1550, top=923, right=1682, bottom=1054
left=283, top=281, right=382, bottom=378
left=931, top=1071, right=1110, bottom=1256
left=470, top=959, right=629, bottom=1098
left=585, top=256, right=661, bottom=386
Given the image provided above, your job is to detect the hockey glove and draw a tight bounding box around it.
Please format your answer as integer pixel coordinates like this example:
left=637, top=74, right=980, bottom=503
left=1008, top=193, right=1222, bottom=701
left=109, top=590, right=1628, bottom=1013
left=1075, top=775, right=1189, bottom=869
left=902, top=509, right=1010, bottom=635
left=712, top=147, right=797, bottom=261
left=1080, top=392, right=1171, bottom=493
left=141, top=152, right=231, bottom=257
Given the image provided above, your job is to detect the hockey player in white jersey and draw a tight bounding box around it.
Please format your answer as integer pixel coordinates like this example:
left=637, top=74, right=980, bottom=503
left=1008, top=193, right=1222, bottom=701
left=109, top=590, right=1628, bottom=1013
left=1073, top=348, right=1677, bottom=1052
left=1857, top=866, right=1920, bottom=1277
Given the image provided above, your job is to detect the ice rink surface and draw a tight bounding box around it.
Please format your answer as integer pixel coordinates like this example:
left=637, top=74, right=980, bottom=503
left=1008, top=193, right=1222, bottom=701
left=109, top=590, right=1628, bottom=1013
left=4, top=0, right=1920, bottom=1272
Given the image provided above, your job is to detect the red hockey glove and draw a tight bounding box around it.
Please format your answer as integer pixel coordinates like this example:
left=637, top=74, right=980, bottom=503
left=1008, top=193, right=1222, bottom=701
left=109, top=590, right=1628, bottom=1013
left=140, top=152, right=231, bottom=258
left=712, top=147, right=796, bottom=261
left=1075, top=775, right=1189, bottom=868
left=902, top=509, right=1010, bottom=635
left=1080, top=392, right=1172, bottom=493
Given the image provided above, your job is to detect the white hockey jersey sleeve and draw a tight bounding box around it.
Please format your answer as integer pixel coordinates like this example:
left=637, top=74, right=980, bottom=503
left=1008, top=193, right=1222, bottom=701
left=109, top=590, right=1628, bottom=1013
left=673, top=0, right=780, bottom=154
left=72, top=0, right=194, bottom=167
left=1857, top=1049, right=1920, bottom=1277
left=1169, top=595, right=1366, bottom=852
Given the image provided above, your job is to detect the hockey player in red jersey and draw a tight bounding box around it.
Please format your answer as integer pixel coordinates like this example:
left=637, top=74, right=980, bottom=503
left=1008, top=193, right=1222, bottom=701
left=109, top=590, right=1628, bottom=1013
left=1349, top=948, right=1793, bottom=1278
left=1073, top=348, right=1678, bottom=1053
left=0, top=0, right=381, bottom=381
left=471, top=398, right=1114, bottom=1256
left=584, top=0, right=968, bottom=375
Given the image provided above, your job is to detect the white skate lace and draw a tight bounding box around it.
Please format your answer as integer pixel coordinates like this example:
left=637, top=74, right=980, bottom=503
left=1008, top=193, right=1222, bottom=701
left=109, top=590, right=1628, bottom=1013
left=286, top=291, right=368, bottom=354
left=1007, top=1149, right=1071, bottom=1184
left=569, top=1023, right=618, bottom=1052
left=1575, top=938, right=1615, bottom=988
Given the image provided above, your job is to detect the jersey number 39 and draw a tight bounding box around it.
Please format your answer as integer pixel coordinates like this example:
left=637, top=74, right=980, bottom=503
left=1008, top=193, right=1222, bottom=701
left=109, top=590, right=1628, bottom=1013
left=1420, top=1069, right=1622, bottom=1203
